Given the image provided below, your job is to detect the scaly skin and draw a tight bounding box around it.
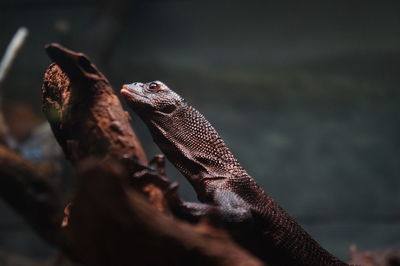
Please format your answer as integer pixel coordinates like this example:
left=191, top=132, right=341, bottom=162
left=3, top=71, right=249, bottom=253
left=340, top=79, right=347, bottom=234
left=121, top=81, right=348, bottom=266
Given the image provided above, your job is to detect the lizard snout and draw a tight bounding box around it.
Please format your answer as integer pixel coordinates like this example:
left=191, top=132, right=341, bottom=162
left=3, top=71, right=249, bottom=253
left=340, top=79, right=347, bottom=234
left=124, top=82, right=143, bottom=89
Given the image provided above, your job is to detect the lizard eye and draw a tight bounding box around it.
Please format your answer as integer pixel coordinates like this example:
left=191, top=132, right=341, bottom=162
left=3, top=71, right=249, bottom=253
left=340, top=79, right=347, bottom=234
left=148, top=82, right=160, bottom=91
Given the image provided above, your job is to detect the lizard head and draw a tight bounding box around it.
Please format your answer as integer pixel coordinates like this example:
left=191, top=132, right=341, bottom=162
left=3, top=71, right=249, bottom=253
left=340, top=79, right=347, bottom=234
left=121, top=81, right=184, bottom=114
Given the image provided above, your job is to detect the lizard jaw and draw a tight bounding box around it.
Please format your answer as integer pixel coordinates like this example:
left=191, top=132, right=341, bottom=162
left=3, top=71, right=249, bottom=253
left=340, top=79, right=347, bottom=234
left=121, top=85, right=150, bottom=105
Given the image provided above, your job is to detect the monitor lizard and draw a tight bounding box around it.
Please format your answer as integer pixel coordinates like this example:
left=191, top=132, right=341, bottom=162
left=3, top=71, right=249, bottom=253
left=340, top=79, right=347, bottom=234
left=121, top=80, right=348, bottom=266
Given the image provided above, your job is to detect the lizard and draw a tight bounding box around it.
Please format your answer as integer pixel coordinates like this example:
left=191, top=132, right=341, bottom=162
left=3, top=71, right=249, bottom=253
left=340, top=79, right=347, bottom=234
left=121, top=80, right=348, bottom=266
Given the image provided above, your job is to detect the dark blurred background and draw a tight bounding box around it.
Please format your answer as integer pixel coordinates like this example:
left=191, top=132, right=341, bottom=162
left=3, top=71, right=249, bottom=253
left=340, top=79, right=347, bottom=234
left=0, top=0, right=399, bottom=263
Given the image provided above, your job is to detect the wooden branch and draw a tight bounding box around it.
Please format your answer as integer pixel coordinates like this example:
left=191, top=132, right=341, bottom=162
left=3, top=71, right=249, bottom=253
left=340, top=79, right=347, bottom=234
left=42, top=43, right=171, bottom=215
left=69, top=158, right=263, bottom=266
left=0, top=145, right=67, bottom=249
left=42, top=43, right=147, bottom=166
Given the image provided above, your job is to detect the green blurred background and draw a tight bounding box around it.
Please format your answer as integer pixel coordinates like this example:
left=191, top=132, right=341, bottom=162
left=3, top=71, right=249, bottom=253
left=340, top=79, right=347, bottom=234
left=0, top=0, right=399, bottom=262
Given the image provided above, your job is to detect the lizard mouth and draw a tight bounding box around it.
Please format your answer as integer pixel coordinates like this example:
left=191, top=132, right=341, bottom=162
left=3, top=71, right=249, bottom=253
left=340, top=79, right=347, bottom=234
left=121, top=85, right=147, bottom=100
left=121, top=85, right=138, bottom=97
left=120, top=85, right=152, bottom=109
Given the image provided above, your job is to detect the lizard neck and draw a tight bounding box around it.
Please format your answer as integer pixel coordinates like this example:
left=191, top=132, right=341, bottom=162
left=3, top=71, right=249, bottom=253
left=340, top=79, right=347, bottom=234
left=141, top=104, right=246, bottom=199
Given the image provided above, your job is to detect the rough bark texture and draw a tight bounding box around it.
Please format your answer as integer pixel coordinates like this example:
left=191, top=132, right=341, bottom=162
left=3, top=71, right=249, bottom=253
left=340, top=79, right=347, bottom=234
left=41, top=44, right=169, bottom=213
left=42, top=43, right=147, bottom=166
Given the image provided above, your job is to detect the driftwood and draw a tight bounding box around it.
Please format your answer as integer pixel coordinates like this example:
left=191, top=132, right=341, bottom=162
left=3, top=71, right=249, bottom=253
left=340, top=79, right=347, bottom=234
left=42, top=44, right=147, bottom=165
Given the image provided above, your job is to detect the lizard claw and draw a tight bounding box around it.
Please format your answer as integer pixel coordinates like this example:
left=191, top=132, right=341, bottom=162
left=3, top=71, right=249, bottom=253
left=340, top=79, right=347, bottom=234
left=131, top=169, right=185, bottom=209
left=131, top=169, right=171, bottom=189
left=120, top=154, right=147, bottom=173
left=164, top=182, right=182, bottom=206
left=149, top=154, right=166, bottom=175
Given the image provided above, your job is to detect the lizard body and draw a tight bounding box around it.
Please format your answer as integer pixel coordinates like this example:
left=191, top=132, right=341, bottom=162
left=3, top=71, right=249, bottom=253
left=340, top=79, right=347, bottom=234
left=121, top=81, right=347, bottom=266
